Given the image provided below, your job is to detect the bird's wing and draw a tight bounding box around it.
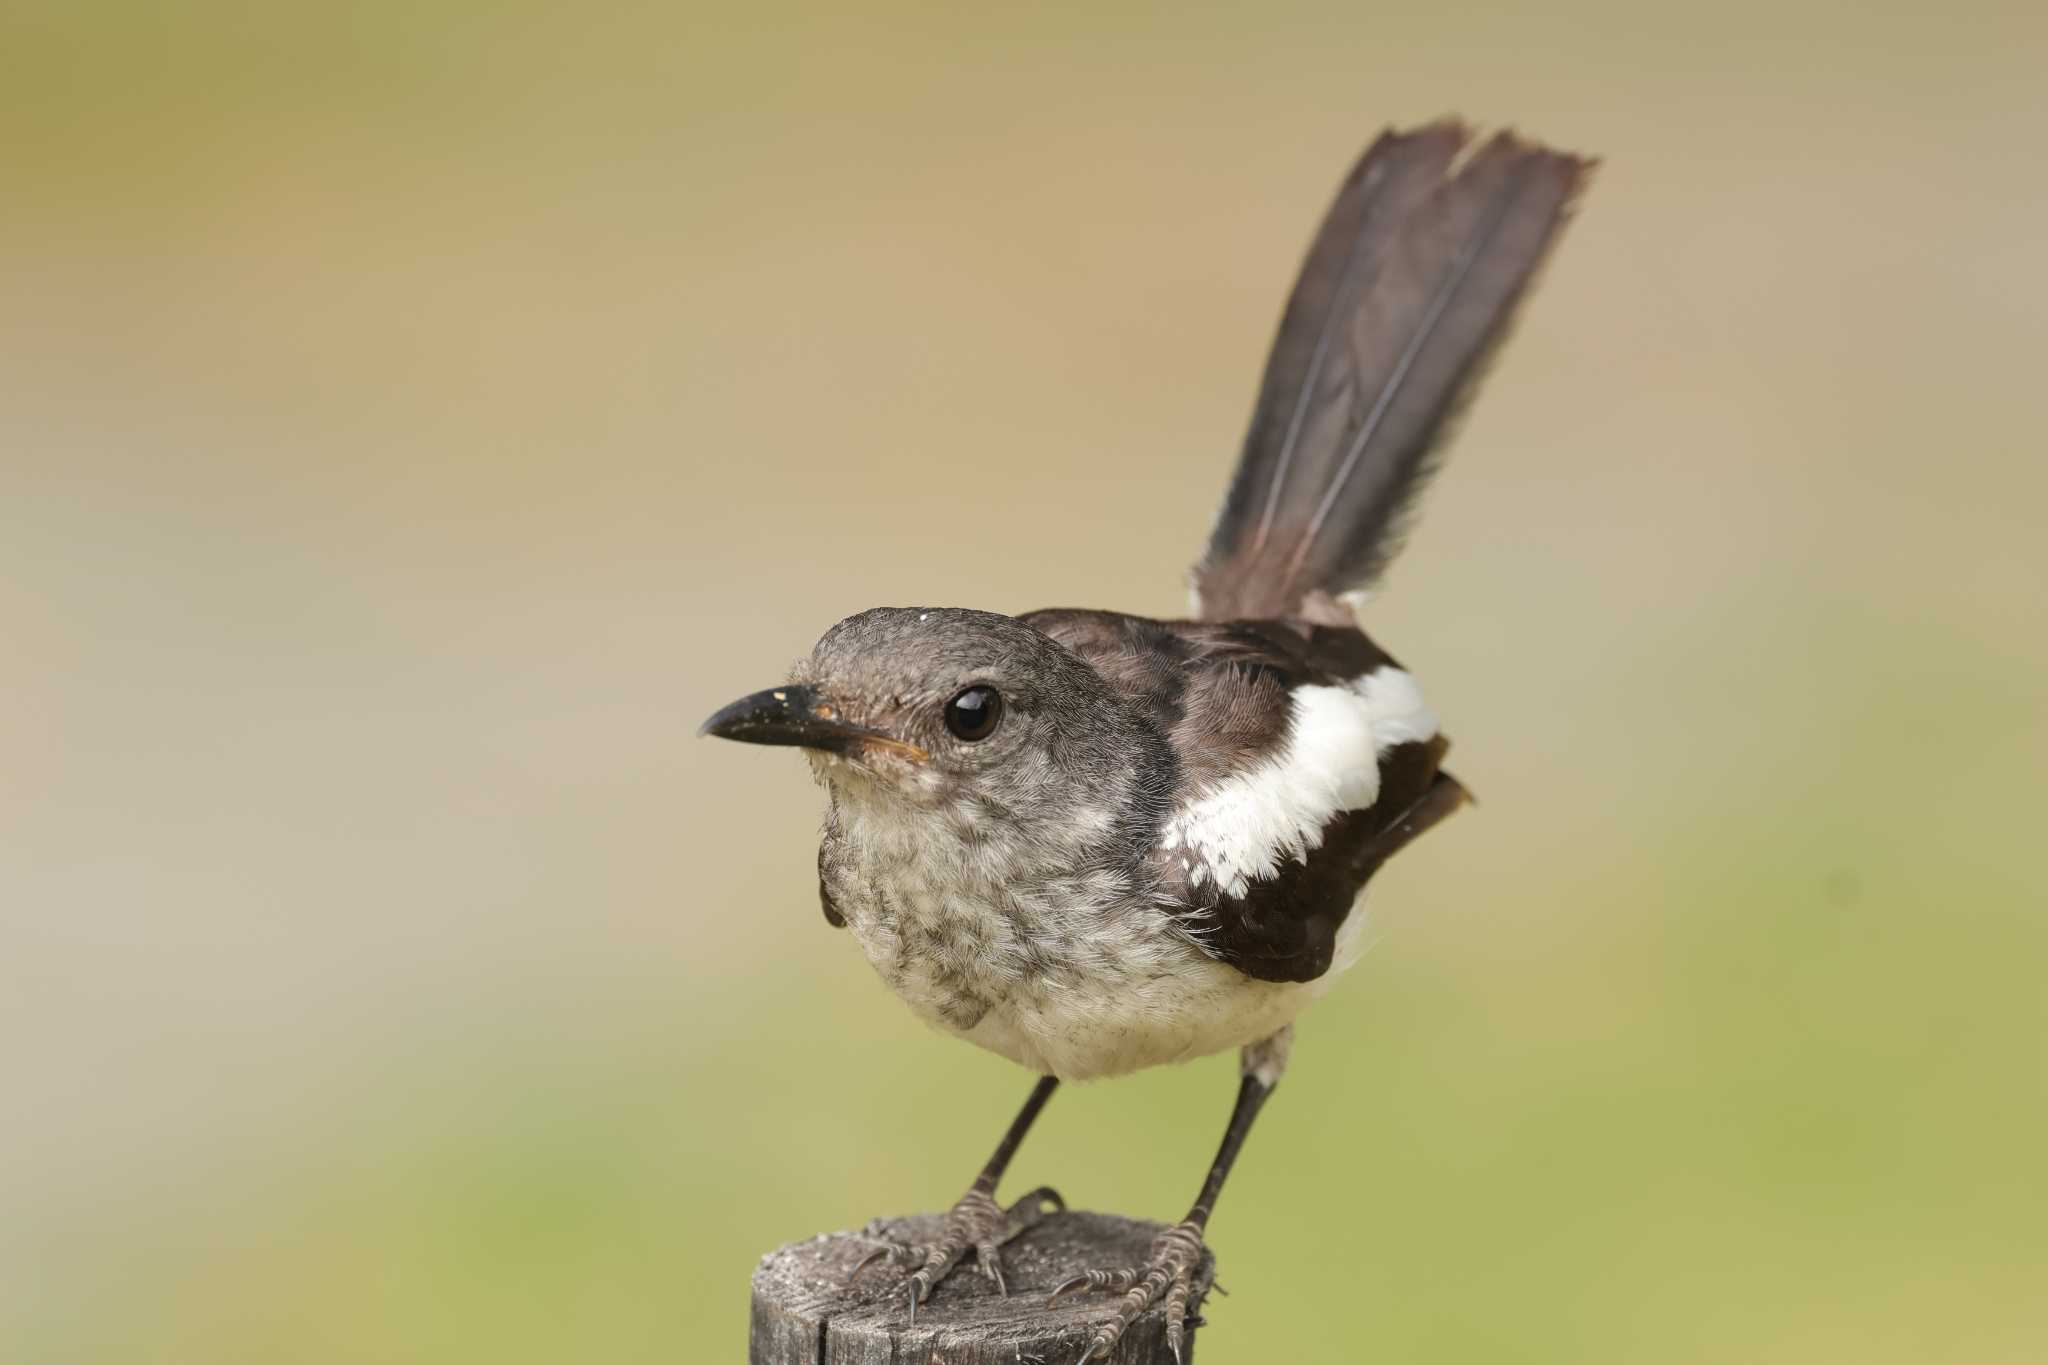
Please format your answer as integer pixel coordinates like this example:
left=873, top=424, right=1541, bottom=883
left=1194, top=123, right=1592, bottom=620
left=1022, top=609, right=1466, bottom=982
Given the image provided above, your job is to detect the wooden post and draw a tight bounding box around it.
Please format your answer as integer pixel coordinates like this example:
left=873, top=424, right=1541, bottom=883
left=750, top=1210, right=1216, bottom=1364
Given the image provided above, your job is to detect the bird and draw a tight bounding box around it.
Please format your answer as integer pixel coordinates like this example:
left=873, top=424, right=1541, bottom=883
left=701, top=120, right=1592, bottom=1363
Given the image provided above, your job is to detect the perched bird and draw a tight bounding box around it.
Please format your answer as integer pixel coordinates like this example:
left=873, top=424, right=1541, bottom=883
left=703, top=120, right=1592, bottom=1362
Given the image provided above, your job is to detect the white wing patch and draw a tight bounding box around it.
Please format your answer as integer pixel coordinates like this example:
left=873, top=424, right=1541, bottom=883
left=1160, top=666, right=1438, bottom=897
left=1356, top=666, right=1440, bottom=747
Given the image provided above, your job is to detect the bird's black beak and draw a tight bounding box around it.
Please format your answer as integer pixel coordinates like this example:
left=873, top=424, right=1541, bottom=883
left=698, top=684, right=926, bottom=760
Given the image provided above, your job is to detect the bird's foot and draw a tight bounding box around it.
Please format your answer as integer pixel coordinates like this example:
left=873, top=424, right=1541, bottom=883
left=1048, top=1218, right=1209, bottom=1364
left=848, top=1181, right=1064, bottom=1322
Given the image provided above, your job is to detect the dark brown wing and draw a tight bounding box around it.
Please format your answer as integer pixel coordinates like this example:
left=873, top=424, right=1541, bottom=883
left=1022, top=608, right=1467, bottom=982
left=1189, top=733, right=1464, bottom=983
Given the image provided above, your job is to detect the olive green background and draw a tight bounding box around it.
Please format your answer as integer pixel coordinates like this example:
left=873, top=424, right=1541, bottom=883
left=5, top=3, right=2044, bottom=1361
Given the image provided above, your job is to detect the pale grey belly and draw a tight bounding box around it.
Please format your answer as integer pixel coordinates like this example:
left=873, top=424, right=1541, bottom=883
left=826, top=860, right=1334, bottom=1080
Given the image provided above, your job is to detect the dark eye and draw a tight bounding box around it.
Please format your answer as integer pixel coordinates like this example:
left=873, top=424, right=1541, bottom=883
left=943, top=686, right=1003, bottom=741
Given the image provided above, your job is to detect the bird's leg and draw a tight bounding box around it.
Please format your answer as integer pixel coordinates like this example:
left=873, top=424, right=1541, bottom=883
left=1051, top=1031, right=1287, bottom=1364
left=849, top=1074, right=1064, bottom=1320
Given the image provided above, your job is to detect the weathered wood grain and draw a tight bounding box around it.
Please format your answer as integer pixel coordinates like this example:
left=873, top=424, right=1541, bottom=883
left=750, top=1210, right=1216, bottom=1365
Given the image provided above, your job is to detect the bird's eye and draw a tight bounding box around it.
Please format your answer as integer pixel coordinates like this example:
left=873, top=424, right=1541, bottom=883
left=943, top=686, right=1003, bottom=741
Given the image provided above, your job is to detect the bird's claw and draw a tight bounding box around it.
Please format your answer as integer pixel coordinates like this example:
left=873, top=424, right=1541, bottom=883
left=1048, top=1219, right=1209, bottom=1365
left=849, top=1241, right=917, bottom=1279
left=980, top=1245, right=1010, bottom=1297
left=847, top=1182, right=1063, bottom=1316
left=1047, top=1267, right=1136, bottom=1305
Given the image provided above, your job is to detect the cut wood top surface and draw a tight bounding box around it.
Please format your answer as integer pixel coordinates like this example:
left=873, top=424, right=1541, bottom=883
left=750, top=1210, right=1217, bottom=1365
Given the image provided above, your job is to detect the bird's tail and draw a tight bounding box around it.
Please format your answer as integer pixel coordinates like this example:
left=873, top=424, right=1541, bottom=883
left=1192, top=122, right=1593, bottom=621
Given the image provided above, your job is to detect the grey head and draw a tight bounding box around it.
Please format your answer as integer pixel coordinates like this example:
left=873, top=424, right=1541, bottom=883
left=702, top=607, right=1175, bottom=866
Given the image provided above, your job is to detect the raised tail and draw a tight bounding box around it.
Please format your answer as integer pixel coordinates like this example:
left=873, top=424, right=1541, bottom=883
left=1193, top=121, right=1593, bottom=621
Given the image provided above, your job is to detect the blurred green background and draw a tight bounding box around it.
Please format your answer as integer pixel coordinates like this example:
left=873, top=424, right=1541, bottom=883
left=5, top=2, right=2044, bottom=1361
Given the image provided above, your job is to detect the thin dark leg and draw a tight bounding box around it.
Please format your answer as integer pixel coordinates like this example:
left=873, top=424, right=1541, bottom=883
left=1185, top=1072, right=1272, bottom=1229
left=852, top=1074, right=1065, bottom=1317
left=971, top=1074, right=1060, bottom=1193
left=1053, top=1072, right=1276, bottom=1364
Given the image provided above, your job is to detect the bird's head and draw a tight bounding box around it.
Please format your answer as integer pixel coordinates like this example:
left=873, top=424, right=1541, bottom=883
left=701, top=607, right=1154, bottom=829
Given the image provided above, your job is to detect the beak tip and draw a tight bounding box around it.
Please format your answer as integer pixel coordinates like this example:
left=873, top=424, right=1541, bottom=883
left=697, top=707, right=749, bottom=742
left=698, top=685, right=847, bottom=752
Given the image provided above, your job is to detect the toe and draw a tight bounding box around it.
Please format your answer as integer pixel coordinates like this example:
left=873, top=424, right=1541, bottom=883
left=1007, top=1184, right=1065, bottom=1217
left=974, top=1242, right=1008, bottom=1296
left=1047, top=1266, right=1135, bottom=1306
left=1163, top=1263, right=1195, bottom=1363
left=1054, top=1221, right=1212, bottom=1362
left=846, top=1237, right=922, bottom=1285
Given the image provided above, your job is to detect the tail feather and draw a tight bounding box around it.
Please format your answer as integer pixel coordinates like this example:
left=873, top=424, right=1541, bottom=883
left=1194, top=122, right=1593, bottom=621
